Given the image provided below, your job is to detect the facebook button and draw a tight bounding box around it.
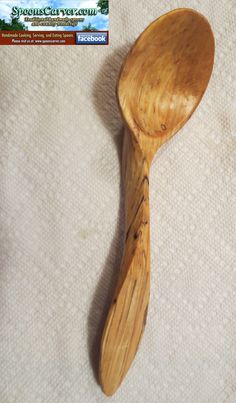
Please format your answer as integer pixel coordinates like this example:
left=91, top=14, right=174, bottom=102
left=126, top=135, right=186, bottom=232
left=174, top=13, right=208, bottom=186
left=76, top=32, right=108, bottom=45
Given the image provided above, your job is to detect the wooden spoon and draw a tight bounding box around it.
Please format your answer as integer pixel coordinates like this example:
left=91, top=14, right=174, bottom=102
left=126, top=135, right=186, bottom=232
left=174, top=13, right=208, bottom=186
left=99, top=8, right=214, bottom=396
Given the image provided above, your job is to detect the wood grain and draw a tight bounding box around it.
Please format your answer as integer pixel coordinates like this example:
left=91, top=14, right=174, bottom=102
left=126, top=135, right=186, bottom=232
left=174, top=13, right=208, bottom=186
left=99, top=129, right=150, bottom=396
left=99, top=8, right=214, bottom=396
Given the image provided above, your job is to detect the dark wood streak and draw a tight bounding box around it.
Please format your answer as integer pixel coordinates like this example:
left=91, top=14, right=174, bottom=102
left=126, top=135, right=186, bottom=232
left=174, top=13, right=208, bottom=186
left=143, top=304, right=149, bottom=328
left=142, top=175, right=149, bottom=185
left=133, top=230, right=141, bottom=240
left=125, top=195, right=145, bottom=241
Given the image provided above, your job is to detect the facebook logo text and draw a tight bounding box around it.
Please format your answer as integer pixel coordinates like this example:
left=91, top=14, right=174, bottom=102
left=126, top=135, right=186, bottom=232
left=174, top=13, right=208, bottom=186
left=76, top=32, right=108, bottom=45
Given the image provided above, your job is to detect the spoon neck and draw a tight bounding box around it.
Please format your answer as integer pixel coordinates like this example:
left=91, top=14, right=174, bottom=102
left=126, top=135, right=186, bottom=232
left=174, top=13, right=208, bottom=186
left=122, top=129, right=151, bottom=233
left=123, top=127, right=154, bottom=165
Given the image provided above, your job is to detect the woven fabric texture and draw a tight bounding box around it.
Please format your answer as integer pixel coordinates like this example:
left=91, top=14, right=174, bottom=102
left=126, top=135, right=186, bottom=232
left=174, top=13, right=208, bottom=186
left=0, top=0, right=236, bottom=402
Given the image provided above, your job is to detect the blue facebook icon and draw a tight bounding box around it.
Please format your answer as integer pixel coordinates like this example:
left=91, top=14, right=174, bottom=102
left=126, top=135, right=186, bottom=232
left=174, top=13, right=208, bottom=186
left=76, top=32, right=108, bottom=45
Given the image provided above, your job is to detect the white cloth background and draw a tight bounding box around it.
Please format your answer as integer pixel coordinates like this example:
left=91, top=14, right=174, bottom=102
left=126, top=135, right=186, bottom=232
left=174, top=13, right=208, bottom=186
left=0, top=1, right=236, bottom=402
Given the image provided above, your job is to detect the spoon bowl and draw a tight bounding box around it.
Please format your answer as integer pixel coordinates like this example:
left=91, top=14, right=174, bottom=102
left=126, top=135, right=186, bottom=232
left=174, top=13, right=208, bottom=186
left=99, top=8, right=214, bottom=396
left=118, top=8, right=214, bottom=158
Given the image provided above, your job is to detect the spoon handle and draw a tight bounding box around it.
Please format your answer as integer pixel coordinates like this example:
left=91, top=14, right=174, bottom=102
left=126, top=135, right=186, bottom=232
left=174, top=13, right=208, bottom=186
left=99, top=129, right=151, bottom=396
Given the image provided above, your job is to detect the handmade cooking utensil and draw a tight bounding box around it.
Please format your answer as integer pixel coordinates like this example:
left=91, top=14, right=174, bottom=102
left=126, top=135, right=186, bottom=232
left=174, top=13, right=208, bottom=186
left=99, top=8, right=214, bottom=395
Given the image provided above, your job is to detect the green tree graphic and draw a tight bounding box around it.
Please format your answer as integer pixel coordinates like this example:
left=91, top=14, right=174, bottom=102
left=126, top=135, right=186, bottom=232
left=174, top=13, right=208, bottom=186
left=0, top=17, right=27, bottom=30
left=97, top=0, right=109, bottom=15
left=82, top=22, right=98, bottom=31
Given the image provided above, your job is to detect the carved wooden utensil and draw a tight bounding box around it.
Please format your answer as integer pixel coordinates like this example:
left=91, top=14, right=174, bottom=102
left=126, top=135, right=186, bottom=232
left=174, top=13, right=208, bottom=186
left=99, top=8, right=214, bottom=395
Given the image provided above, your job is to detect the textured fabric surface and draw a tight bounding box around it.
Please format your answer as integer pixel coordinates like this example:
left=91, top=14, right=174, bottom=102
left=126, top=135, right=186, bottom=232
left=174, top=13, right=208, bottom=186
left=0, top=1, right=236, bottom=402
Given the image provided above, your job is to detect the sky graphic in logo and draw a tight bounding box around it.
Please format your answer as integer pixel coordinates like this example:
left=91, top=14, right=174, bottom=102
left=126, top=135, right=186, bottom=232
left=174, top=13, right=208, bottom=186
left=76, top=31, right=108, bottom=45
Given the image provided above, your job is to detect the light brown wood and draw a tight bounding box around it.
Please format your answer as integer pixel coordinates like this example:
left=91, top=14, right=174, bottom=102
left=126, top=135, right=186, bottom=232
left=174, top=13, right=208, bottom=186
left=99, top=8, right=214, bottom=396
